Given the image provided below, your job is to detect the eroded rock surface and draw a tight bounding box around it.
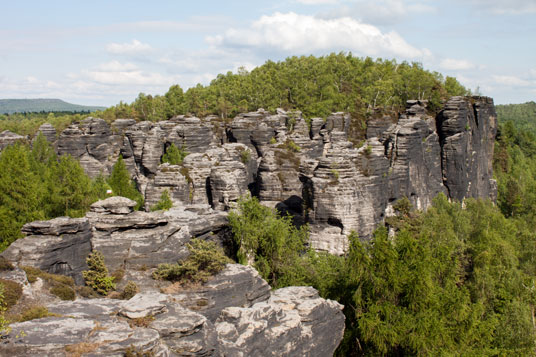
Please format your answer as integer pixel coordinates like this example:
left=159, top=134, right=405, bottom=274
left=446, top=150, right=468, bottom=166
left=0, top=266, right=344, bottom=357
left=15, top=96, right=497, bottom=254
left=1, top=217, right=92, bottom=284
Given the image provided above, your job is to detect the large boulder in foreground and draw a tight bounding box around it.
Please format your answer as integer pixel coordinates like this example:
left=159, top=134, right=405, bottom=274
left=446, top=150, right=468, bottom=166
left=0, top=265, right=345, bottom=357
left=0, top=217, right=92, bottom=284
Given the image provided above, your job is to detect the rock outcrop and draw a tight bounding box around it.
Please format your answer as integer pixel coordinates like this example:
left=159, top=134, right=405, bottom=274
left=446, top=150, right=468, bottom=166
left=1, top=217, right=92, bottom=284
left=19, top=96, right=497, bottom=254
left=0, top=130, right=26, bottom=150
left=0, top=265, right=344, bottom=357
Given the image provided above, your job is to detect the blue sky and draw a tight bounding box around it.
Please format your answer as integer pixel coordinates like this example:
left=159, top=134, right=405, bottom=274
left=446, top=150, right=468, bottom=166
left=1, top=0, right=535, bottom=106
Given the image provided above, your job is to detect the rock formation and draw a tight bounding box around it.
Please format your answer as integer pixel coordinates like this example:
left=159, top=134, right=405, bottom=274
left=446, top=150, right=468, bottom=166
left=7, top=96, right=497, bottom=254
left=0, top=96, right=499, bottom=355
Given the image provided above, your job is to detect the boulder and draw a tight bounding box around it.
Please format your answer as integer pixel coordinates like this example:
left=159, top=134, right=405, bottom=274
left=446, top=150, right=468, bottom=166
left=0, top=130, right=26, bottom=150
left=1, top=217, right=91, bottom=284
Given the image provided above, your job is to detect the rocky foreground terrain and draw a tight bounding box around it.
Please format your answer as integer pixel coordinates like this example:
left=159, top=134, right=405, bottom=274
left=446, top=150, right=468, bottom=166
left=0, top=96, right=497, bottom=355
left=0, top=197, right=344, bottom=356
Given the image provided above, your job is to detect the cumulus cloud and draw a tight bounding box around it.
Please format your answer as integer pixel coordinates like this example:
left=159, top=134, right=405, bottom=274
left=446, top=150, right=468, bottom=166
left=206, top=12, right=427, bottom=59
left=296, top=0, right=339, bottom=4
left=97, top=61, right=138, bottom=72
left=106, top=39, right=153, bottom=55
left=492, top=75, right=532, bottom=86
left=84, top=63, right=176, bottom=86
left=320, top=0, right=435, bottom=25
left=439, top=58, right=476, bottom=71
left=466, top=0, right=536, bottom=14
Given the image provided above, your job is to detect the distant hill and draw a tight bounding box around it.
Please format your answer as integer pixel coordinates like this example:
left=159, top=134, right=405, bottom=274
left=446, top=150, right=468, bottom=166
left=0, top=99, right=106, bottom=114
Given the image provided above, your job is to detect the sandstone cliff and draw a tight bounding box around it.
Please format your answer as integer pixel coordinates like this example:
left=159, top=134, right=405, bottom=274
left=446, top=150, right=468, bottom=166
left=0, top=198, right=345, bottom=356
left=21, top=96, right=497, bottom=254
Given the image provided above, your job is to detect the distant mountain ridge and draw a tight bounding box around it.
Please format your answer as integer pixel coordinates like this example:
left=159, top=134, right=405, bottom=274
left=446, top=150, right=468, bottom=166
left=0, top=98, right=106, bottom=114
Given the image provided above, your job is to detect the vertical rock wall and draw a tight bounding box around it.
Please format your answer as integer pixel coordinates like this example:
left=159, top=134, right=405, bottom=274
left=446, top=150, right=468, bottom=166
left=30, top=96, right=497, bottom=254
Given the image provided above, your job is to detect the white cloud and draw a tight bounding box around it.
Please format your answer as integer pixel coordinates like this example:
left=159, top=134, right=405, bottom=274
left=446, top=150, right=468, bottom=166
left=84, top=68, right=176, bottom=86
left=492, top=75, right=532, bottom=86
left=466, top=0, right=536, bottom=14
left=439, top=58, right=476, bottom=71
left=530, top=69, right=536, bottom=78
left=106, top=39, right=153, bottom=55
left=296, top=0, right=339, bottom=4
left=320, top=0, right=436, bottom=25
left=97, top=61, right=138, bottom=72
left=206, top=12, right=427, bottom=59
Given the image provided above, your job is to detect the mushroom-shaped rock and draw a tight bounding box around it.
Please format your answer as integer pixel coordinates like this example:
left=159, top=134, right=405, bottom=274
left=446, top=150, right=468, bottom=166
left=90, top=196, right=137, bottom=214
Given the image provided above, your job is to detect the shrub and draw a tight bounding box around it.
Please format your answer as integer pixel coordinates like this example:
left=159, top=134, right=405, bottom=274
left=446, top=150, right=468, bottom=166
left=162, top=143, right=188, bottom=165
left=49, top=285, right=75, bottom=301
left=228, top=195, right=308, bottom=286
left=285, top=140, right=301, bottom=153
left=0, top=279, right=22, bottom=309
left=77, top=286, right=99, bottom=299
left=21, top=266, right=75, bottom=300
left=0, top=257, right=14, bottom=271
left=82, top=251, right=115, bottom=296
left=107, top=155, right=144, bottom=210
left=124, top=344, right=155, bottom=357
left=153, top=238, right=231, bottom=284
left=240, top=149, right=251, bottom=164
left=0, top=284, right=9, bottom=335
left=150, top=190, right=173, bottom=211
left=120, top=281, right=139, bottom=300
left=111, top=268, right=125, bottom=284
left=17, top=306, right=59, bottom=322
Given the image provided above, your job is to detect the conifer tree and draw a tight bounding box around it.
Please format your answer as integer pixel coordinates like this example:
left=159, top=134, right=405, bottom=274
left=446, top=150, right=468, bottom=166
left=0, top=144, right=43, bottom=250
left=107, top=155, right=144, bottom=210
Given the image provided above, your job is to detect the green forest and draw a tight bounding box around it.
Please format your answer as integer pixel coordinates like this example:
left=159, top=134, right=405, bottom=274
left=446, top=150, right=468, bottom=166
left=0, top=54, right=535, bottom=355
left=1, top=54, right=469, bottom=137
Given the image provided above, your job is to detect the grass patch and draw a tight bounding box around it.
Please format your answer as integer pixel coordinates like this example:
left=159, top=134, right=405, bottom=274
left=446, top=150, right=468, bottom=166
left=120, top=281, right=139, bottom=300
left=128, top=315, right=154, bottom=329
left=0, top=279, right=22, bottom=309
left=16, top=306, right=60, bottom=322
left=152, top=238, right=231, bottom=285
left=65, top=342, right=100, bottom=357
left=0, top=257, right=14, bottom=271
left=21, top=266, right=75, bottom=301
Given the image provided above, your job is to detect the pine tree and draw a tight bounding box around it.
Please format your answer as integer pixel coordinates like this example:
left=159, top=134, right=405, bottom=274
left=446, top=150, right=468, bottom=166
left=0, top=144, right=43, bottom=250
left=107, top=155, right=144, bottom=210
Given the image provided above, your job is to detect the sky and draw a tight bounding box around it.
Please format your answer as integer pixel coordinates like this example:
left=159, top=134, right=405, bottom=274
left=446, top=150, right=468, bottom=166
left=1, top=0, right=535, bottom=107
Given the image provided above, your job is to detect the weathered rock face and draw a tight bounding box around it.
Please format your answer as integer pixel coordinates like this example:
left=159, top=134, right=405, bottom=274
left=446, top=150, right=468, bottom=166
left=216, top=286, right=344, bottom=357
left=437, top=96, right=497, bottom=202
left=0, top=265, right=344, bottom=357
left=1, top=217, right=92, bottom=284
left=0, top=130, right=26, bottom=150
left=87, top=197, right=228, bottom=273
left=25, top=96, right=496, bottom=254
left=35, top=123, right=57, bottom=143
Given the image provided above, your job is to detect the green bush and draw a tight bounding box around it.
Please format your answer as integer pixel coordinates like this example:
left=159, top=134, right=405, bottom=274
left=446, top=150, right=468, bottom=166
left=240, top=149, right=251, bottom=164
left=49, top=285, right=75, bottom=301
left=120, top=281, right=139, bottom=300
left=150, top=190, right=173, bottom=211
left=162, top=143, right=188, bottom=165
left=0, top=279, right=22, bottom=310
left=153, top=238, right=231, bottom=284
left=0, top=284, right=10, bottom=335
left=0, top=257, right=14, bottom=271
left=228, top=195, right=308, bottom=287
left=17, top=306, right=58, bottom=322
left=21, top=265, right=75, bottom=300
left=107, top=155, right=144, bottom=210
left=82, top=251, right=115, bottom=296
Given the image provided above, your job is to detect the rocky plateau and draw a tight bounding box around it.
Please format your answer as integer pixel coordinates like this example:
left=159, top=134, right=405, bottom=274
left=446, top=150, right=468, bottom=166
left=0, top=96, right=497, bottom=355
